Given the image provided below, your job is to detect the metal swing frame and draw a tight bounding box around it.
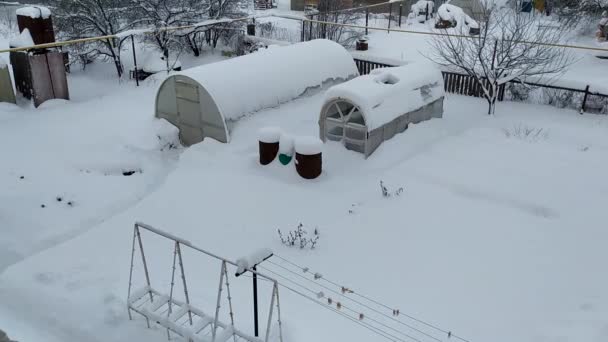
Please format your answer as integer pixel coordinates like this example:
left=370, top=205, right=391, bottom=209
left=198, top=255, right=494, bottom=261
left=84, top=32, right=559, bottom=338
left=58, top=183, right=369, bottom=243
left=127, top=222, right=284, bottom=342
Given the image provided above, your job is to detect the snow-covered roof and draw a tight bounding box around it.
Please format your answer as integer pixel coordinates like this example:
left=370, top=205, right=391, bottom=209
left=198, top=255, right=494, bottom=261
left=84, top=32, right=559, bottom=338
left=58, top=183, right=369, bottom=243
left=175, top=39, right=359, bottom=121
left=438, top=4, right=479, bottom=29
left=324, top=63, right=444, bottom=130
left=9, top=28, right=34, bottom=48
left=16, top=6, right=51, bottom=19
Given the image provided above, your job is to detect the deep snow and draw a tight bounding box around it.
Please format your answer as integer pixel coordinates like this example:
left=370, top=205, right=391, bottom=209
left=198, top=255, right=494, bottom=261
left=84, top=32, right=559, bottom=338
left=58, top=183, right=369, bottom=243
left=1, top=66, right=607, bottom=342
left=1, top=8, right=608, bottom=342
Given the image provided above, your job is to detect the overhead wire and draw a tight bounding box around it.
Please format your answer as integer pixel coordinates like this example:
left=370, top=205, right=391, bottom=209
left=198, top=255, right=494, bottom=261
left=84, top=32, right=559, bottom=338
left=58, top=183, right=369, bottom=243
left=260, top=265, right=423, bottom=342
left=265, top=259, right=443, bottom=342
left=258, top=266, right=414, bottom=342
left=273, top=254, right=471, bottom=342
left=277, top=280, right=402, bottom=342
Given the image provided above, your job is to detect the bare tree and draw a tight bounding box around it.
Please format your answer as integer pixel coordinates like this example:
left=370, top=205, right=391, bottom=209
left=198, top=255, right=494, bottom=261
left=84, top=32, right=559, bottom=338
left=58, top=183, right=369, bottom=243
left=130, top=0, right=211, bottom=57
left=131, top=0, right=248, bottom=57
left=306, top=0, right=363, bottom=46
left=52, top=0, right=135, bottom=77
left=429, top=7, right=573, bottom=115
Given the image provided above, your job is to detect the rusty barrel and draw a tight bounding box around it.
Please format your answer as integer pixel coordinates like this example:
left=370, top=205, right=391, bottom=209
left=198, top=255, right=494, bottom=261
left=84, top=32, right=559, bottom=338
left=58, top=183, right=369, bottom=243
left=294, top=137, right=323, bottom=179
left=258, top=127, right=282, bottom=165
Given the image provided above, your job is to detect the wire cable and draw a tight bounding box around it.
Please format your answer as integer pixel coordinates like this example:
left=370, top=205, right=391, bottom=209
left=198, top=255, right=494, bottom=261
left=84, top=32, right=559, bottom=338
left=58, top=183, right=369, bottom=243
left=262, top=266, right=409, bottom=342
left=261, top=265, right=425, bottom=342
left=273, top=254, right=471, bottom=342
left=266, top=259, right=442, bottom=342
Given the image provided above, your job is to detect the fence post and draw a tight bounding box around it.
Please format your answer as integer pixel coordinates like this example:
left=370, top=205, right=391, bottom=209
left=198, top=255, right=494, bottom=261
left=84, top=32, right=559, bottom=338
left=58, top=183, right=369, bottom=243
left=388, top=3, right=393, bottom=32
left=365, top=7, right=369, bottom=35
left=426, top=2, right=429, bottom=21
left=399, top=4, right=403, bottom=27
left=308, top=15, right=313, bottom=40
left=581, top=85, right=590, bottom=114
left=131, top=35, right=139, bottom=87
left=301, top=20, right=305, bottom=42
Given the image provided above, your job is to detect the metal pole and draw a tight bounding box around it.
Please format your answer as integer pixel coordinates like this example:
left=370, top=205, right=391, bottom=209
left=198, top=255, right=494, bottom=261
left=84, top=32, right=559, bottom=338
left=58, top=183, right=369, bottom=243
left=131, top=35, right=139, bottom=86
left=253, top=265, right=259, bottom=337
left=274, top=283, right=284, bottom=342
left=176, top=243, right=193, bottom=325
left=127, top=225, right=137, bottom=320
left=301, top=20, right=305, bottom=42
left=135, top=225, right=152, bottom=328
left=581, top=85, right=590, bottom=114
left=264, top=282, right=277, bottom=342
left=212, top=261, right=226, bottom=342
left=222, top=264, right=237, bottom=342
left=399, top=4, right=403, bottom=27
left=365, top=7, right=369, bottom=35
left=166, top=242, right=178, bottom=340
left=136, top=226, right=153, bottom=303
left=388, top=3, right=392, bottom=33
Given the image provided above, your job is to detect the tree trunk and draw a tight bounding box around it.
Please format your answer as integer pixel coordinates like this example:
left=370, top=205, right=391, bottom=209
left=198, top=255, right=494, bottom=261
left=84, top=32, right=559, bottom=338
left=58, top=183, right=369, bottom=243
left=105, top=40, right=123, bottom=78
left=486, top=97, right=497, bottom=115
left=187, top=34, right=200, bottom=57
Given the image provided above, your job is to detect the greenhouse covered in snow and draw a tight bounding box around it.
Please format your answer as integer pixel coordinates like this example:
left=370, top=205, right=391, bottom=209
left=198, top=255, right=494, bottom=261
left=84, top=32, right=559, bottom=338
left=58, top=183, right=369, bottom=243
left=155, top=39, right=359, bottom=146
left=319, top=63, right=445, bottom=158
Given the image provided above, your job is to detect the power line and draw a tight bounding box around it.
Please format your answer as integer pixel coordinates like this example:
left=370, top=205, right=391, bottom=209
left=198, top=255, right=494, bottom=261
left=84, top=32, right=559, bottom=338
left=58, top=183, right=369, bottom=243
left=266, top=259, right=443, bottom=342
left=261, top=265, right=418, bottom=342
left=273, top=254, right=471, bottom=342
left=277, top=280, right=402, bottom=342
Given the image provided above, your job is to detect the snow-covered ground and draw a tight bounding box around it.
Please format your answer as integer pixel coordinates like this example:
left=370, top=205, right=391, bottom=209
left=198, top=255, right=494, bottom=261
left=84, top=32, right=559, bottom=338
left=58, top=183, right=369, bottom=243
left=2, top=59, right=608, bottom=342
left=2, top=7, right=608, bottom=342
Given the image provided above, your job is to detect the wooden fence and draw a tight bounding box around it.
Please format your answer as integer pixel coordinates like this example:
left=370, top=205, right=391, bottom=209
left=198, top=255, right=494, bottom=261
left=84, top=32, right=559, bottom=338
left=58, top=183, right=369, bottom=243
left=352, top=58, right=608, bottom=113
left=353, top=58, right=505, bottom=100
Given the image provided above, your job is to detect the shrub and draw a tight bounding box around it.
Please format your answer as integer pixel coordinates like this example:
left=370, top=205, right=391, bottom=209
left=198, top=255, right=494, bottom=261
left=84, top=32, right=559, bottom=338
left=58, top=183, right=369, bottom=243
left=278, top=223, right=319, bottom=249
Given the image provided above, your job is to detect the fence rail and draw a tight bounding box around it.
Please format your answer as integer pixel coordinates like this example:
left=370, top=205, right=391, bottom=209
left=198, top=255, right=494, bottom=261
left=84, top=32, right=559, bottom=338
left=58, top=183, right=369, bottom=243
left=353, top=58, right=608, bottom=113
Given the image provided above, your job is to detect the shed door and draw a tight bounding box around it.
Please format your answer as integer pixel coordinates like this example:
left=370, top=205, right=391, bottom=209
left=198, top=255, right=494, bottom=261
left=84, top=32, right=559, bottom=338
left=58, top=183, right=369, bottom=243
left=175, top=79, right=204, bottom=146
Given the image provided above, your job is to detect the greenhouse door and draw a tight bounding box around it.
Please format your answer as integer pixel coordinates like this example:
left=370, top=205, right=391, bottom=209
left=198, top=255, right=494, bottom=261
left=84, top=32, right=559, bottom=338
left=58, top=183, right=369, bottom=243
left=175, top=78, right=204, bottom=146
left=324, top=100, right=367, bottom=154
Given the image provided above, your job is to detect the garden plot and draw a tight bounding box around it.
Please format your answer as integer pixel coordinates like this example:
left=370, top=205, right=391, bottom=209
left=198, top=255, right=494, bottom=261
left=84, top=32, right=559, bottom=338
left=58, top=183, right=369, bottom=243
left=1, top=84, right=607, bottom=342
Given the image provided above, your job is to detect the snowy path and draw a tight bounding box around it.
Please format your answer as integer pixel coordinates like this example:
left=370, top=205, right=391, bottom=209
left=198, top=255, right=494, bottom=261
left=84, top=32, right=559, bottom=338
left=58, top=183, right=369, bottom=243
left=0, top=70, right=181, bottom=273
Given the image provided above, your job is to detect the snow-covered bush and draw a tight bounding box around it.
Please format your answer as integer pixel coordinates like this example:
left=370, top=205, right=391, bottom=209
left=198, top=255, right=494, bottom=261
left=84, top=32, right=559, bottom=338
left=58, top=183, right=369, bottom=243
left=257, top=22, right=300, bottom=43
left=502, top=124, right=548, bottom=142
left=278, top=223, right=319, bottom=250
left=436, top=4, right=479, bottom=30
left=380, top=180, right=403, bottom=198
left=305, top=0, right=364, bottom=47
left=506, top=83, right=531, bottom=102
left=506, top=84, right=608, bottom=114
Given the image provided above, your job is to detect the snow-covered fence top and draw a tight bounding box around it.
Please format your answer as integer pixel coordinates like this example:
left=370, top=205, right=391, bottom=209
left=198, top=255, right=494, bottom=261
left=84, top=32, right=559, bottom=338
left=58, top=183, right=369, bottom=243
left=324, top=63, right=444, bottom=130
left=15, top=5, right=50, bottom=19
left=176, top=39, right=359, bottom=121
